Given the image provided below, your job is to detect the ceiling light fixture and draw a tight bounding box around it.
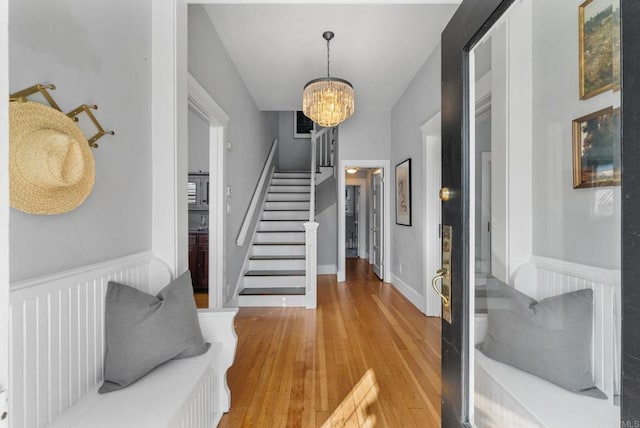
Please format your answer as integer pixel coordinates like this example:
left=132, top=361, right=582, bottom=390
left=302, top=31, right=355, bottom=128
left=346, top=168, right=358, bottom=174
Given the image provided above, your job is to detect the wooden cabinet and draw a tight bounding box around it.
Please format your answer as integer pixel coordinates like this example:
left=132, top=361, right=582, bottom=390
left=188, top=174, right=209, bottom=211
left=188, top=232, right=209, bottom=291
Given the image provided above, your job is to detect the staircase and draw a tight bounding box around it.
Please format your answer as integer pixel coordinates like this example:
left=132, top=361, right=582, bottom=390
left=235, top=126, right=334, bottom=308
left=237, top=172, right=312, bottom=306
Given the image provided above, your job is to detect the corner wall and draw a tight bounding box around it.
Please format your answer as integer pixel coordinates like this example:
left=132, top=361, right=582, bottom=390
left=277, top=111, right=310, bottom=171
left=9, top=0, right=152, bottom=282
left=188, top=6, right=278, bottom=302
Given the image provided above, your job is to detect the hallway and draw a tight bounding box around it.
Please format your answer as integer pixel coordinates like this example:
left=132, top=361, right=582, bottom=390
left=219, top=259, right=441, bottom=427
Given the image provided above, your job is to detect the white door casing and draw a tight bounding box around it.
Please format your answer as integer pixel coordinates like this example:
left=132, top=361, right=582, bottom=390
left=346, top=177, right=367, bottom=259
left=152, top=0, right=231, bottom=306
left=421, top=111, right=442, bottom=317
left=372, top=172, right=384, bottom=279
left=187, top=74, right=228, bottom=308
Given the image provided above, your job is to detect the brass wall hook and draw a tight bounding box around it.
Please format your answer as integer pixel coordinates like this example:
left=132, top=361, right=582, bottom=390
left=9, top=83, right=114, bottom=148
left=67, top=104, right=115, bottom=148
left=10, top=84, right=61, bottom=111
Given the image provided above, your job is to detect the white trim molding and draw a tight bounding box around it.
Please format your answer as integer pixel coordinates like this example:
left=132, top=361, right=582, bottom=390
left=420, top=111, right=442, bottom=317
left=318, top=264, right=337, bottom=275
left=236, top=139, right=278, bottom=246
left=391, top=273, right=425, bottom=314
left=187, top=73, right=228, bottom=309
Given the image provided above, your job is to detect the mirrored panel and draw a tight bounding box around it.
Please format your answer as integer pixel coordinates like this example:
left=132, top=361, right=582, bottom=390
left=469, top=0, right=621, bottom=426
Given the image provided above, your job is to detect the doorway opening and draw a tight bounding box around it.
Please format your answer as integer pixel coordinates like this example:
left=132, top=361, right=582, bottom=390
left=339, top=161, right=391, bottom=283
left=187, top=74, right=228, bottom=309
left=345, top=185, right=359, bottom=258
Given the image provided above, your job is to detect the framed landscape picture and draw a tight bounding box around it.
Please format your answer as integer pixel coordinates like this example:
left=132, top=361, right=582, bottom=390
left=572, top=106, right=621, bottom=188
left=579, top=0, right=621, bottom=99
left=395, top=159, right=412, bottom=226
left=294, top=111, right=314, bottom=138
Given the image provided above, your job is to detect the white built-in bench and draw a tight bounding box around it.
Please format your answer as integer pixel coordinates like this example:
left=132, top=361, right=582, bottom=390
left=474, top=256, right=620, bottom=427
left=9, top=252, right=238, bottom=428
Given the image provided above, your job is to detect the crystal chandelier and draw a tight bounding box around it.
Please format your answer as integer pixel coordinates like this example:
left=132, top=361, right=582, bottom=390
left=302, top=31, right=354, bottom=128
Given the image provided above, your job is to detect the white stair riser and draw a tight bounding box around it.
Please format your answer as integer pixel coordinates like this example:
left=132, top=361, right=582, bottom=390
left=269, top=185, right=310, bottom=193
left=259, top=221, right=306, bottom=231
left=255, top=232, right=305, bottom=243
left=271, top=178, right=311, bottom=186
left=273, top=172, right=311, bottom=179
left=238, top=294, right=307, bottom=307
left=252, top=245, right=305, bottom=256
left=248, top=259, right=306, bottom=270
left=267, top=193, right=310, bottom=201
left=262, top=211, right=308, bottom=220
left=242, top=275, right=306, bottom=288
left=265, top=201, right=310, bottom=210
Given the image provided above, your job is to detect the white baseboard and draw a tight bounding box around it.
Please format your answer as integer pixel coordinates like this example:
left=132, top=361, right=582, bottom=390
left=391, top=273, right=425, bottom=314
left=318, top=264, right=337, bottom=275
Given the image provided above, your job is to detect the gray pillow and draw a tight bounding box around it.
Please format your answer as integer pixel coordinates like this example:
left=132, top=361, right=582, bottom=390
left=478, top=278, right=606, bottom=399
left=99, top=271, right=209, bottom=393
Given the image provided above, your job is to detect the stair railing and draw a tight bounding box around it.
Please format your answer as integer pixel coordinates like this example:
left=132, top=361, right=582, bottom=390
left=304, top=127, right=330, bottom=309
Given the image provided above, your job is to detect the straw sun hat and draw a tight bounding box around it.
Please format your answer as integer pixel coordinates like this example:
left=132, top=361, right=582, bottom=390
left=9, top=101, right=95, bottom=215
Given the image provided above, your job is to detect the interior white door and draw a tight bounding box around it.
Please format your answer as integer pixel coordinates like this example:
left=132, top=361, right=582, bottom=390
left=372, top=172, right=384, bottom=279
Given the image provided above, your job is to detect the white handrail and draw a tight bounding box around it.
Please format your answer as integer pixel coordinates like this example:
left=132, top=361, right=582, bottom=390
left=309, top=131, right=317, bottom=222
left=236, top=138, right=278, bottom=246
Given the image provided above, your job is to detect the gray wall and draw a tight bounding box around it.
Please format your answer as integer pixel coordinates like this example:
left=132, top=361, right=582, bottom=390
left=277, top=111, right=311, bottom=171
left=389, top=44, right=443, bottom=295
left=339, top=110, right=391, bottom=161
left=532, top=0, right=620, bottom=269
left=316, top=179, right=337, bottom=270
left=188, top=105, right=210, bottom=174
left=188, top=5, right=278, bottom=302
left=9, top=0, right=152, bottom=282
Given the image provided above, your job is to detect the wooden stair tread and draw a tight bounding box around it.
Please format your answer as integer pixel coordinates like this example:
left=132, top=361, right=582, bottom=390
left=239, top=287, right=306, bottom=296
left=257, top=230, right=302, bottom=233
left=245, top=270, right=305, bottom=276
left=250, top=255, right=305, bottom=260
left=252, top=242, right=304, bottom=246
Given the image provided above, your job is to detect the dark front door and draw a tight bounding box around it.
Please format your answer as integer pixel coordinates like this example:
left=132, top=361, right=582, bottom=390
left=440, top=0, right=640, bottom=425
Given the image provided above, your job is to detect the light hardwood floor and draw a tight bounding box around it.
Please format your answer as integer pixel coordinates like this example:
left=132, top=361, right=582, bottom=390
left=218, top=258, right=442, bottom=427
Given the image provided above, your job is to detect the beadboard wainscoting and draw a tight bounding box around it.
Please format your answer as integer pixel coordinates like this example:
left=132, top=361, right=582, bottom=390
left=8, top=252, right=164, bottom=428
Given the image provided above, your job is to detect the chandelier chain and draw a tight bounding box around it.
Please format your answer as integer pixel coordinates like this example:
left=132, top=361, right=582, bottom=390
left=326, top=38, right=331, bottom=79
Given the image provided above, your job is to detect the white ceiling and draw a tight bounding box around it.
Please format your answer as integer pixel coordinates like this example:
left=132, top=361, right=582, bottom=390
left=203, top=3, right=460, bottom=111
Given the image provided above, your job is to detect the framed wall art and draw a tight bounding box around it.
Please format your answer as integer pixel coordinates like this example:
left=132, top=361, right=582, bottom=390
left=579, top=0, right=621, bottom=99
left=572, top=106, right=621, bottom=188
left=294, top=110, right=314, bottom=138
left=395, top=158, right=412, bottom=226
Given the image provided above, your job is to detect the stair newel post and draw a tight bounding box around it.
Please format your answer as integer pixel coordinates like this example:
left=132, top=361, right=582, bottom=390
left=309, top=130, right=317, bottom=222
left=305, top=129, right=318, bottom=309
left=304, top=221, right=319, bottom=309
